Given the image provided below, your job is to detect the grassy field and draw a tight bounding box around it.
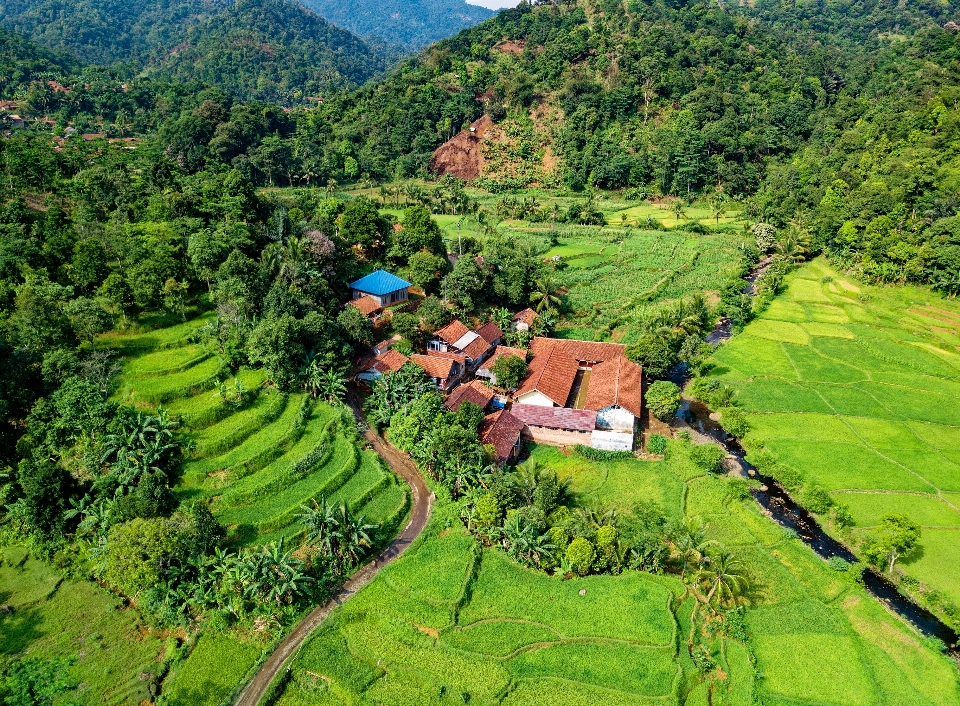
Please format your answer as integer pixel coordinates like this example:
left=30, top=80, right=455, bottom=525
left=272, top=441, right=960, bottom=706
left=0, top=546, right=169, bottom=705
left=707, top=258, right=960, bottom=610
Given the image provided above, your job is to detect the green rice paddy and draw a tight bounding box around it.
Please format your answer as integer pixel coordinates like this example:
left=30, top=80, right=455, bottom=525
left=109, top=316, right=410, bottom=547
left=709, top=258, right=960, bottom=608
left=273, top=441, right=960, bottom=706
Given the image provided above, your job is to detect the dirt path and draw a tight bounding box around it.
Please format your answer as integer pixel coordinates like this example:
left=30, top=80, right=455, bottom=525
left=233, top=394, right=432, bottom=706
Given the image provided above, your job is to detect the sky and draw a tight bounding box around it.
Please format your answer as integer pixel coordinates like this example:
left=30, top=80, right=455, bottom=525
left=464, top=0, right=523, bottom=8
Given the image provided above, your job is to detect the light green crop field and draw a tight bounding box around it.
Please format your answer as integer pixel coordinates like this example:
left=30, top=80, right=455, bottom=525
left=352, top=183, right=748, bottom=344
left=708, top=258, right=960, bottom=606
left=162, top=634, right=261, bottom=706
left=273, top=441, right=960, bottom=706
left=0, top=546, right=166, bottom=705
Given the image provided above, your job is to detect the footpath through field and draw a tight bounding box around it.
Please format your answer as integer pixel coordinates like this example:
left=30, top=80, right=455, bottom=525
left=233, top=389, right=432, bottom=706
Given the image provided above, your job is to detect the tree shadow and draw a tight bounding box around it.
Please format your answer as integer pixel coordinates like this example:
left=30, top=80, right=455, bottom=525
left=0, top=605, right=45, bottom=655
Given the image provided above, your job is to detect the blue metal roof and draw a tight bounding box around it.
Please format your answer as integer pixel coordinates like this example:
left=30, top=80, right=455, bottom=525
left=349, top=269, right=412, bottom=296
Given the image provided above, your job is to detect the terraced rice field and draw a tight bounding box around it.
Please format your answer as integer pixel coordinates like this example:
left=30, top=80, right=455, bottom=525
left=273, top=441, right=959, bottom=706
left=109, top=318, right=409, bottom=547
left=709, top=258, right=960, bottom=607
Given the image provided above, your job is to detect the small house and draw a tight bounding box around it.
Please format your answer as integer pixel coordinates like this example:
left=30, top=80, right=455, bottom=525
left=409, top=354, right=462, bottom=390
left=480, top=410, right=525, bottom=464
left=514, top=346, right=579, bottom=407
left=510, top=404, right=597, bottom=447
left=349, top=269, right=411, bottom=308
left=429, top=320, right=470, bottom=352
left=512, top=308, right=538, bottom=331
left=347, top=295, right=382, bottom=319
left=583, top=355, right=643, bottom=432
left=444, top=379, right=495, bottom=413
left=354, top=348, right=409, bottom=383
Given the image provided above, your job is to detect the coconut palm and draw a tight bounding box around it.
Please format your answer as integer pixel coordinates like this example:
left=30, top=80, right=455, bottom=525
left=530, top=275, right=562, bottom=313
left=671, top=516, right=717, bottom=579
left=695, top=550, right=750, bottom=610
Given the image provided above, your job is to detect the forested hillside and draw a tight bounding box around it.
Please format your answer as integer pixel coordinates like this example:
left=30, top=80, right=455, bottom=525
left=0, top=26, right=79, bottom=94
left=301, top=0, right=495, bottom=49
left=0, top=0, right=390, bottom=103
left=147, top=0, right=391, bottom=103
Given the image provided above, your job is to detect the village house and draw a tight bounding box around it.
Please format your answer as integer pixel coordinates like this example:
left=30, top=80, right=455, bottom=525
left=409, top=354, right=462, bottom=390
left=347, top=294, right=382, bottom=320
left=429, top=319, right=500, bottom=368
left=510, top=404, right=597, bottom=447
left=349, top=269, right=411, bottom=308
left=444, top=379, right=495, bottom=412
left=512, top=308, right=538, bottom=331
left=479, top=410, right=525, bottom=463
left=354, top=348, right=409, bottom=384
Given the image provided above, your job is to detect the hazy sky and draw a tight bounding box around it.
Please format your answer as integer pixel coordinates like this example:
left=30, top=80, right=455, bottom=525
left=464, top=0, right=522, bottom=8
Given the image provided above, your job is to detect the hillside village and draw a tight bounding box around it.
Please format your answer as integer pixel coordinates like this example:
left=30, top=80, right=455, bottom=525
left=348, top=268, right=644, bottom=462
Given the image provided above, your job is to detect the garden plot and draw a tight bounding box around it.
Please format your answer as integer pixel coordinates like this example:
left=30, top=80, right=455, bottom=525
left=709, top=258, right=960, bottom=606
left=273, top=440, right=960, bottom=706
left=110, top=320, right=408, bottom=548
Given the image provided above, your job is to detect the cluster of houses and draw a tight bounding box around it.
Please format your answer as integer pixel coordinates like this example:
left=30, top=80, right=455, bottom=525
left=349, top=270, right=645, bottom=464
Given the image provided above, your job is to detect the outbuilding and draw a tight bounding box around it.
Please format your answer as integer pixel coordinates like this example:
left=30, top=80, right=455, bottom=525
left=349, top=269, right=411, bottom=308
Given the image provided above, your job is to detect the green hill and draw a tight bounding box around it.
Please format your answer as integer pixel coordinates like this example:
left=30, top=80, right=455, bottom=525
left=147, top=0, right=390, bottom=104
left=301, top=0, right=495, bottom=49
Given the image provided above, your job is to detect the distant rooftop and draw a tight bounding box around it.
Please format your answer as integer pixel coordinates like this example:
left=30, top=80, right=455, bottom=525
left=349, top=269, right=412, bottom=296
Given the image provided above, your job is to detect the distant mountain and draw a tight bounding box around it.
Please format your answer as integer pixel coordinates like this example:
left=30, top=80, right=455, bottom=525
left=300, top=0, right=495, bottom=49
left=146, top=0, right=390, bottom=104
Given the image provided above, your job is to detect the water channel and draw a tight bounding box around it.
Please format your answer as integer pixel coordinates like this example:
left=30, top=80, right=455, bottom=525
left=673, top=255, right=960, bottom=661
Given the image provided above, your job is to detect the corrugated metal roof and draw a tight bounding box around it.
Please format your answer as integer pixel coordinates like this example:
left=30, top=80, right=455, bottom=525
left=349, top=269, right=412, bottom=296
left=511, top=404, right=597, bottom=432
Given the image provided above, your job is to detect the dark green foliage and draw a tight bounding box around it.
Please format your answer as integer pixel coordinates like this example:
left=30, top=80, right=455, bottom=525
left=689, top=443, right=726, bottom=473
left=0, top=656, right=78, bottom=706
left=645, top=381, right=681, bottom=421
left=646, top=433, right=667, bottom=456
left=491, top=353, right=527, bottom=390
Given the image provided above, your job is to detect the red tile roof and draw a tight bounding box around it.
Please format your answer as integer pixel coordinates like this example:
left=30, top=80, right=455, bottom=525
left=529, top=337, right=626, bottom=364
left=510, top=404, right=597, bottom=432
left=348, top=295, right=382, bottom=316
left=373, top=349, right=409, bottom=373
left=428, top=349, right=467, bottom=365
left=583, top=355, right=643, bottom=417
left=434, top=320, right=470, bottom=345
left=444, top=380, right=495, bottom=412
left=513, top=308, right=538, bottom=326
left=515, top=346, right=579, bottom=406
left=479, top=345, right=527, bottom=372
left=476, top=321, right=503, bottom=343
left=410, top=354, right=457, bottom=380
left=480, top=410, right=525, bottom=463
left=462, top=335, right=494, bottom=361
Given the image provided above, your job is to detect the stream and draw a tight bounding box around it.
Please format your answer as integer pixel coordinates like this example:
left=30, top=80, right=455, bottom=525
left=673, top=254, right=960, bottom=659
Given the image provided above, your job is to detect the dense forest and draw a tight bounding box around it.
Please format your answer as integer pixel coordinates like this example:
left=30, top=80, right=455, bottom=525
left=0, top=0, right=392, bottom=104
left=301, top=0, right=495, bottom=49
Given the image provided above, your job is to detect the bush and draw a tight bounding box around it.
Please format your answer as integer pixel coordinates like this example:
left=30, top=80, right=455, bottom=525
left=801, top=483, right=833, bottom=514
left=573, top=445, right=633, bottom=462
left=475, top=494, right=501, bottom=528
left=689, top=443, right=725, bottom=473
left=647, top=433, right=667, bottom=455
left=717, top=407, right=749, bottom=438
left=827, top=556, right=850, bottom=572
left=565, top=537, right=595, bottom=576
left=592, top=525, right=619, bottom=573
left=645, top=381, right=681, bottom=421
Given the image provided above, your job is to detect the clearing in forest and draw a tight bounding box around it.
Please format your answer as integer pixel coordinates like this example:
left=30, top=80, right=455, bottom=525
left=709, top=258, right=960, bottom=610
left=271, top=442, right=959, bottom=706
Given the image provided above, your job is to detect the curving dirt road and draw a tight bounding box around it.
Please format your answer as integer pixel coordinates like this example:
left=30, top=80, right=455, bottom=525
left=233, top=395, right=432, bottom=706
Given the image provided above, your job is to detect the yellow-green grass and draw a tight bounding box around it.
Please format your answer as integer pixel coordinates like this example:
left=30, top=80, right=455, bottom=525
left=898, top=528, right=960, bottom=606
left=275, top=440, right=960, bottom=706
left=190, top=389, right=288, bottom=458
left=709, top=259, right=960, bottom=600
left=123, top=344, right=210, bottom=377
left=839, top=492, right=960, bottom=528
left=163, top=634, right=260, bottom=706
left=115, top=355, right=223, bottom=405
left=0, top=547, right=165, bottom=705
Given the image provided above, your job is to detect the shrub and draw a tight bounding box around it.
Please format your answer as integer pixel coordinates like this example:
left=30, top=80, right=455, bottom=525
left=593, top=525, right=619, bottom=573
left=645, top=381, right=681, bottom=421
left=801, top=483, right=833, bottom=514
left=566, top=537, right=595, bottom=576
left=689, top=443, right=725, bottom=473
left=491, top=354, right=528, bottom=390
left=475, top=494, right=501, bottom=528
left=827, top=556, right=850, bottom=572
left=717, top=407, right=749, bottom=438
left=573, top=445, right=633, bottom=462
left=647, top=433, right=667, bottom=455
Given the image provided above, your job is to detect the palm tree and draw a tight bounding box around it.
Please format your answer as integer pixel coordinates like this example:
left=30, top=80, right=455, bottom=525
left=502, top=513, right=555, bottom=568
left=695, top=550, right=750, bottom=611
left=530, top=275, right=562, bottom=313
left=334, top=504, right=377, bottom=569
left=671, top=200, right=687, bottom=222
left=671, top=516, right=717, bottom=579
